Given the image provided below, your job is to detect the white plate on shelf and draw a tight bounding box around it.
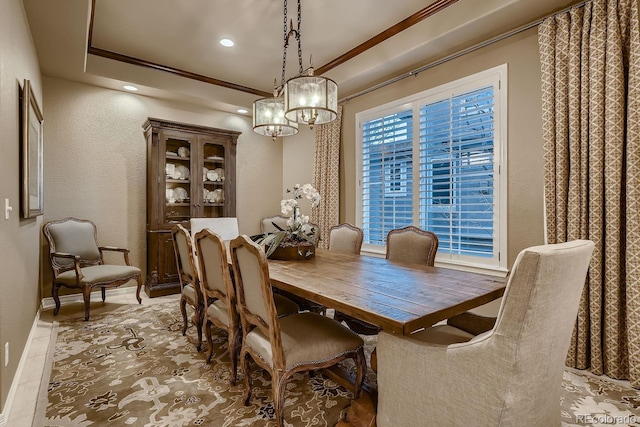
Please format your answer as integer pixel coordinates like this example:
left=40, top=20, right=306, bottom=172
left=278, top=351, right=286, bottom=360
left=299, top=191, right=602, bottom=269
left=165, top=188, right=175, bottom=203
left=174, top=187, right=188, bottom=202
left=166, top=163, right=175, bottom=176
left=206, top=170, right=218, bottom=181
left=203, top=167, right=209, bottom=181
left=207, top=155, right=224, bottom=161
left=213, top=168, right=224, bottom=181
left=176, top=165, right=190, bottom=179
left=177, top=147, right=190, bottom=157
left=212, top=189, right=224, bottom=203
left=166, top=151, right=177, bottom=156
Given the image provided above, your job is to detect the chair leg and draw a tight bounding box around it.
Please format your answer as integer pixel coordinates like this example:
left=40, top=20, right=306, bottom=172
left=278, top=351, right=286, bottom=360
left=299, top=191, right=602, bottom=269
left=228, top=327, right=241, bottom=385
left=135, top=274, right=142, bottom=304
left=83, top=287, right=92, bottom=321
left=205, top=320, right=214, bottom=363
left=180, top=297, right=188, bottom=336
left=52, top=283, right=61, bottom=316
left=195, top=306, right=203, bottom=352
left=353, top=347, right=367, bottom=399
left=101, top=287, right=106, bottom=302
left=273, top=371, right=289, bottom=427
left=242, top=352, right=253, bottom=406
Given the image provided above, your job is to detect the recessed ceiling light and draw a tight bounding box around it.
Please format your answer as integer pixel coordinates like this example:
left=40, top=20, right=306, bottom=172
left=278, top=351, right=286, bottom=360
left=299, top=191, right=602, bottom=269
left=220, top=38, right=234, bottom=47
left=237, top=108, right=248, bottom=114
left=123, top=85, right=138, bottom=91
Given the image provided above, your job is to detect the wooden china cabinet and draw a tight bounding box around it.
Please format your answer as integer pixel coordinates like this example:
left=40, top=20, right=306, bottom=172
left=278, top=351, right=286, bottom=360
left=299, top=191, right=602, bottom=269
left=143, top=118, right=240, bottom=297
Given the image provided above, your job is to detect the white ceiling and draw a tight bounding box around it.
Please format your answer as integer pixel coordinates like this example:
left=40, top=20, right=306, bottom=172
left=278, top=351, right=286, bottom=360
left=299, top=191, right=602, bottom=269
left=23, top=0, right=583, bottom=115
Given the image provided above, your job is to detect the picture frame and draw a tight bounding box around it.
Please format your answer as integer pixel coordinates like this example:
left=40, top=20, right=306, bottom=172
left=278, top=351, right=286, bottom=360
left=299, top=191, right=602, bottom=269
left=21, top=79, right=44, bottom=218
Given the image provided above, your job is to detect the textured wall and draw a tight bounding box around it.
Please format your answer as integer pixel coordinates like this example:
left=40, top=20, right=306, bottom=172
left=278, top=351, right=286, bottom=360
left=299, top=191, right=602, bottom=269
left=41, top=77, right=284, bottom=297
left=0, top=0, right=44, bottom=414
left=341, top=28, right=546, bottom=268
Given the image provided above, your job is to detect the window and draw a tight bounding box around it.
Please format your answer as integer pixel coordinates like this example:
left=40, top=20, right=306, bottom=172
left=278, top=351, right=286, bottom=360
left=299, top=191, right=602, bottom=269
left=356, top=65, right=507, bottom=271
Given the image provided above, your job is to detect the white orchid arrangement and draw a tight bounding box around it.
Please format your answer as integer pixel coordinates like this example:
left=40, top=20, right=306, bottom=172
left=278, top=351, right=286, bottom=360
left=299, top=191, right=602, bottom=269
left=257, top=183, right=321, bottom=257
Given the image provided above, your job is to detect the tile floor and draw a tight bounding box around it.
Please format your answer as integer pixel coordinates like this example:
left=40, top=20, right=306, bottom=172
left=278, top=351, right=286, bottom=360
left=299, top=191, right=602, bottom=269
left=6, top=290, right=180, bottom=427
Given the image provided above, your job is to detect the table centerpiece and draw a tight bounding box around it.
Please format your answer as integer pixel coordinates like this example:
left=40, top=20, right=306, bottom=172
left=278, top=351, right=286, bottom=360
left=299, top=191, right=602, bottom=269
left=257, top=183, right=320, bottom=260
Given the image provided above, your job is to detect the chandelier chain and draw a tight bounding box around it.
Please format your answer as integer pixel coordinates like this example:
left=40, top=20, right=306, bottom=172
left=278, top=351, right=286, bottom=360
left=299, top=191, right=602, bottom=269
left=280, top=0, right=289, bottom=88
left=296, top=0, right=303, bottom=74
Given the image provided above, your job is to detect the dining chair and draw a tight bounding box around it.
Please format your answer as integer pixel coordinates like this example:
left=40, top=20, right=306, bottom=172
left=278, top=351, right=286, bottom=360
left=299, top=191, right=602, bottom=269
left=260, top=214, right=321, bottom=245
left=260, top=215, right=289, bottom=234
left=193, top=229, right=241, bottom=383
left=328, top=223, right=363, bottom=254
left=376, top=240, right=595, bottom=427
left=42, top=217, right=142, bottom=321
left=329, top=223, right=370, bottom=328
left=172, top=224, right=204, bottom=351
left=230, top=235, right=367, bottom=427
left=260, top=214, right=324, bottom=313
left=194, top=229, right=300, bottom=383
left=386, top=225, right=439, bottom=265
left=337, top=225, right=440, bottom=335
left=190, top=217, right=239, bottom=241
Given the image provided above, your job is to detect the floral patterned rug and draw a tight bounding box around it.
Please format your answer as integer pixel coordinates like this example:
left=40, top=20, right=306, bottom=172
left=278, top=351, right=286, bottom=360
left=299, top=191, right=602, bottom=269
left=37, top=302, right=640, bottom=426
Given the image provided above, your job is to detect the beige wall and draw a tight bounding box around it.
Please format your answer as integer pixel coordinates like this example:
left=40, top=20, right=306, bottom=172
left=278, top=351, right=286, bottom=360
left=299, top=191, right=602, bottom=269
left=0, top=0, right=44, bottom=414
left=340, top=28, right=546, bottom=267
left=41, top=77, right=284, bottom=297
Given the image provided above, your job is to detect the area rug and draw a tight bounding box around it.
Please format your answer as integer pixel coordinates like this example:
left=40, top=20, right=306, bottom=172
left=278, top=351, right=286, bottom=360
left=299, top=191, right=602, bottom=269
left=39, top=302, right=360, bottom=426
left=37, top=302, right=640, bottom=426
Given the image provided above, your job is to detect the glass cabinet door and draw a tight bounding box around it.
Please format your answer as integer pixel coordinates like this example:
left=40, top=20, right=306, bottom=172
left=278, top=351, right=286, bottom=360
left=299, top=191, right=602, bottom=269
left=200, top=137, right=227, bottom=218
left=162, top=131, right=195, bottom=226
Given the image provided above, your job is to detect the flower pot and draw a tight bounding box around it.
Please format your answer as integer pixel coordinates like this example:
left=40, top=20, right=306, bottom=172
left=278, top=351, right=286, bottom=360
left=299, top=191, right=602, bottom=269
left=268, top=242, right=315, bottom=260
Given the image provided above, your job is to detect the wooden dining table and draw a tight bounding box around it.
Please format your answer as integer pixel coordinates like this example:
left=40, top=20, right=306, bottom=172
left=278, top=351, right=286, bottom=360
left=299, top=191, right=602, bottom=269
left=266, top=248, right=506, bottom=336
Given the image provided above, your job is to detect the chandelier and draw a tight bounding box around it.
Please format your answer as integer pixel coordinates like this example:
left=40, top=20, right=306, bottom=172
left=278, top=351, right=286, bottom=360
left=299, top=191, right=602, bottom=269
left=252, top=0, right=338, bottom=139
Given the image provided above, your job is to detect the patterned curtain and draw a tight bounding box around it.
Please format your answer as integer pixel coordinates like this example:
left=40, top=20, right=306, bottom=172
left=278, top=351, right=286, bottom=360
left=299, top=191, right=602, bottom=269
left=539, top=0, right=640, bottom=386
left=311, top=106, right=342, bottom=249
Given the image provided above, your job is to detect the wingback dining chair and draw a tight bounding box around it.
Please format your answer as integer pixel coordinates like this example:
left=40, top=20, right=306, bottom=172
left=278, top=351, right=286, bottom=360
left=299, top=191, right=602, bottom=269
left=376, top=240, right=595, bottom=427
left=230, top=235, right=367, bottom=427
left=172, top=224, right=204, bottom=351
left=42, top=217, right=142, bottom=321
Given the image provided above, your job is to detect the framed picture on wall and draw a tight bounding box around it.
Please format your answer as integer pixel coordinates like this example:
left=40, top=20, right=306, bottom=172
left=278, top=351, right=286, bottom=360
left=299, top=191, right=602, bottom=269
left=21, top=79, right=44, bottom=218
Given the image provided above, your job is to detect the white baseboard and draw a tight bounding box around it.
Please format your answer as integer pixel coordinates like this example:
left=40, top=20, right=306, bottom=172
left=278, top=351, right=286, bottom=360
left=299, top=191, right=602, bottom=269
left=0, top=311, right=41, bottom=426
left=40, top=286, right=138, bottom=311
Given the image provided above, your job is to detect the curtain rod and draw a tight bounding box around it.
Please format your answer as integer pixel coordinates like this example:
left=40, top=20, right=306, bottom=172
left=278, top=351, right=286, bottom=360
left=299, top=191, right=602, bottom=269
left=340, top=0, right=589, bottom=103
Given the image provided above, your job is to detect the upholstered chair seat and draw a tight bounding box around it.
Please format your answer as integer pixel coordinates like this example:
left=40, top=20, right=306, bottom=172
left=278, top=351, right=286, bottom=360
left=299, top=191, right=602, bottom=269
left=43, top=217, right=142, bottom=321
left=55, top=264, right=141, bottom=286
left=245, top=312, right=365, bottom=370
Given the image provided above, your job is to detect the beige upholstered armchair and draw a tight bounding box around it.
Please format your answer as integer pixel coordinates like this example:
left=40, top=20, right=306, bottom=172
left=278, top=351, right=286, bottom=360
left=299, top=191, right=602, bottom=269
left=42, top=217, right=142, bottom=321
left=230, top=235, right=366, bottom=427
left=376, top=240, right=595, bottom=427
